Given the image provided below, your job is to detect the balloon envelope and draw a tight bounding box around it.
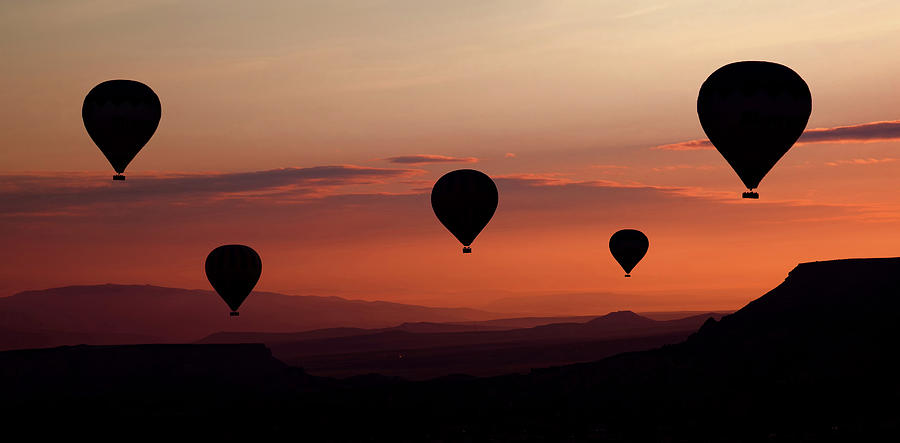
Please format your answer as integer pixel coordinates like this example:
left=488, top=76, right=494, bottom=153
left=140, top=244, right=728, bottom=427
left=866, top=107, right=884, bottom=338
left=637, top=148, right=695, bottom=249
left=431, top=169, right=498, bottom=253
left=82, top=80, right=161, bottom=177
left=205, top=245, right=262, bottom=314
left=609, top=229, right=649, bottom=276
left=697, top=61, right=811, bottom=195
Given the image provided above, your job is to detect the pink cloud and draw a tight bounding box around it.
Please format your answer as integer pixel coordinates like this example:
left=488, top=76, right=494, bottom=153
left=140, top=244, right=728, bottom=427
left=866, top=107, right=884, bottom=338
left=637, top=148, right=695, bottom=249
left=652, top=139, right=714, bottom=151
left=590, top=164, right=631, bottom=170
left=494, top=173, right=583, bottom=187
left=825, top=157, right=897, bottom=167
left=801, top=120, right=900, bottom=144
left=651, top=164, right=722, bottom=172
left=652, top=119, right=900, bottom=151
left=0, top=165, right=422, bottom=217
left=384, top=154, right=478, bottom=165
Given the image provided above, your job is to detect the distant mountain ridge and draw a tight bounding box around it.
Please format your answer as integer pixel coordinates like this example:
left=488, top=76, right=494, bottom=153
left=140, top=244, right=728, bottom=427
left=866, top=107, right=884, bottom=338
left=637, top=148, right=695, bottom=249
left=0, top=284, right=502, bottom=349
left=0, top=284, right=726, bottom=352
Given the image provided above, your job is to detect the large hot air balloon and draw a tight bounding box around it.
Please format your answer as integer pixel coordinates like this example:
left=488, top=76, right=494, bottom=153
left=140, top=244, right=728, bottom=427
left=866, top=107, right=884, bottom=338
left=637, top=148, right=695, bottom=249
left=205, top=245, right=262, bottom=316
left=697, top=61, right=811, bottom=199
left=82, top=80, right=161, bottom=181
left=431, top=169, right=498, bottom=253
left=609, top=229, right=649, bottom=277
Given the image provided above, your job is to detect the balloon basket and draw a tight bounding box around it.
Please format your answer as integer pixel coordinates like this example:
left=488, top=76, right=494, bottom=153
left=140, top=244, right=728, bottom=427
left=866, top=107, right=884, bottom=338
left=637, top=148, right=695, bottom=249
left=229, top=311, right=240, bottom=317
left=113, top=174, right=126, bottom=181
left=462, top=247, right=472, bottom=254
left=624, top=274, right=631, bottom=278
left=742, top=191, right=758, bottom=199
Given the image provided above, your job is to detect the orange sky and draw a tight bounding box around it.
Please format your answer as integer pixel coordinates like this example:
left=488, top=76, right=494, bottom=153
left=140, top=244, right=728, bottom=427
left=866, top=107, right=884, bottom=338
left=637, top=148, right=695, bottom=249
left=3, top=1, right=900, bottom=315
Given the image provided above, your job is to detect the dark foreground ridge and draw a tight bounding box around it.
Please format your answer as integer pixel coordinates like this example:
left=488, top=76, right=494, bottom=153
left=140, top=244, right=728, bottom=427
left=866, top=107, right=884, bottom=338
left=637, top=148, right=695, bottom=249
left=3, top=258, right=900, bottom=440
left=0, top=343, right=286, bottom=379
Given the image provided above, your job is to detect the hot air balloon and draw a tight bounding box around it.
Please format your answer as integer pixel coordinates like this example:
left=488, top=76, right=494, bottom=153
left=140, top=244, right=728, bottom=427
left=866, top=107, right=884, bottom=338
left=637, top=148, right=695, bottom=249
left=205, top=245, right=262, bottom=316
left=697, top=61, right=811, bottom=199
left=82, top=80, right=161, bottom=181
left=609, top=229, right=649, bottom=277
left=431, top=169, right=498, bottom=253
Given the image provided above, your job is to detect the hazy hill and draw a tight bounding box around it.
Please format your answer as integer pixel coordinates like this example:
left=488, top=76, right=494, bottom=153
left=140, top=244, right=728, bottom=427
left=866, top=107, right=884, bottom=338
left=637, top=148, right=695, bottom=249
left=198, top=311, right=724, bottom=344
left=197, top=321, right=507, bottom=345
left=199, top=310, right=722, bottom=379
left=0, top=284, right=500, bottom=348
left=195, top=312, right=623, bottom=344
left=478, top=290, right=745, bottom=316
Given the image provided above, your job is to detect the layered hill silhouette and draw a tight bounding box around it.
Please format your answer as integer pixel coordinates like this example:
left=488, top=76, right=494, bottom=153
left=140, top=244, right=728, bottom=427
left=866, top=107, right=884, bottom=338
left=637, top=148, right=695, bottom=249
left=0, top=284, right=502, bottom=349
left=3, top=258, right=899, bottom=440
left=198, top=310, right=715, bottom=344
left=200, top=310, right=722, bottom=378
left=0, top=283, right=708, bottom=356
left=290, top=257, right=900, bottom=439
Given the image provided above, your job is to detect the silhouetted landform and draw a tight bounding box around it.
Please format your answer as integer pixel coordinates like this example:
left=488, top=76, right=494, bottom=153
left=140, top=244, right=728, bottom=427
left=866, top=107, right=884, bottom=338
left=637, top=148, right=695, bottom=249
left=0, top=343, right=285, bottom=379
left=0, top=284, right=501, bottom=349
left=3, top=258, right=899, bottom=440
left=201, top=311, right=722, bottom=379
left=478, top=290, right=740, bottom=316
left=451, top=310, right=732, bottom=324
left=0, top=327, right=157, bottom=350
left=198, top=322, right=502, bottom=345
left=199, top=313, right=698, bottom=344
left=454, top=313, right=609, bottom=327
left=638, top=309, right=735, bottom=321
left=274, top=331, right=695, bottom=380
left=198, top=311, right=719, bottom=343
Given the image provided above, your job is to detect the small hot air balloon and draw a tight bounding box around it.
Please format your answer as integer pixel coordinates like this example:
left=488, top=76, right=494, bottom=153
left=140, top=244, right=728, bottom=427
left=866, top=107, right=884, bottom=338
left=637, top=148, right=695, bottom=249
left=205, top=245, right=262, bottom=316
left=697, top=61, right=811, bottom=199
left=431, top=169, right=498, bottom=253
left=82, top=80, right=161, bottom=181
left=609, top=229, right=649, bottom=277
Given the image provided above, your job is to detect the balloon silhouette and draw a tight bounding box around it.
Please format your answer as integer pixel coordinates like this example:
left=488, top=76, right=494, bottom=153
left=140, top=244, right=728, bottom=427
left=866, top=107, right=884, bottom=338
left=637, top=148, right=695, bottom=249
left=609, top=229, right=649, bottom=277
left=82, top=80, right=161, bottom=181
left=431, top=169, right=498, bottom=253
left=697, top=61, right=811, bottom=199
left=205, top=245, right=262, bottom=316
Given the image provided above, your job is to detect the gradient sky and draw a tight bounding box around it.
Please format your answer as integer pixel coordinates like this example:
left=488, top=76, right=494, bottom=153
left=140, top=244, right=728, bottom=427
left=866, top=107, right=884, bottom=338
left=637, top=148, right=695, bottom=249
left=3, top=1, right=900, bottom=314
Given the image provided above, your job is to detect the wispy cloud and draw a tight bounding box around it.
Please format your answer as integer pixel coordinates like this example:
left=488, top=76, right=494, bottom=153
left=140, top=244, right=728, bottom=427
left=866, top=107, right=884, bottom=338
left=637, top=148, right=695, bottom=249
left=651, top=164, right=721, bottom=172
left=801, top=121, right=900, bottom=144
left=0, top=165, right=421, bottom=217
left=493, top=174, right=877, bottom=211
left=652, top=120, right=900, bottom=151
left=590, top=164, right=631, bottom=170
left=495, top=174, right=728, bottom=201
left=384, top=154, right=478, bottom=165
left=495, top=173, right=584, bottom=187
left=652, top=139, right=714, bottom=151
left=825, top=157, right=897, bottom=167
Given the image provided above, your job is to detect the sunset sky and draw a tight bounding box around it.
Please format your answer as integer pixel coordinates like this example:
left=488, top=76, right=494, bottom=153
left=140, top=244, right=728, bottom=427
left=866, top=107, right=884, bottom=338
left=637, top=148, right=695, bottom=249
left=3, top=1, right=900, bottom=314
